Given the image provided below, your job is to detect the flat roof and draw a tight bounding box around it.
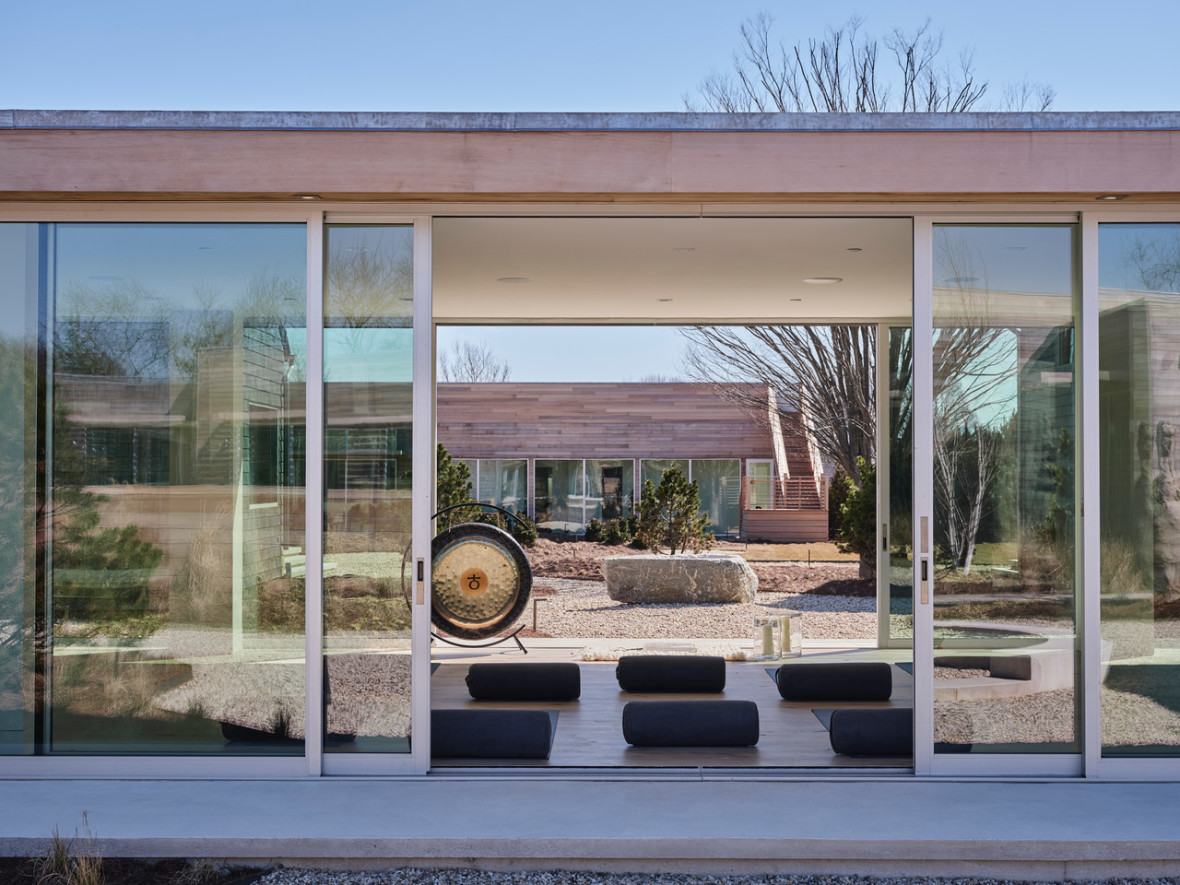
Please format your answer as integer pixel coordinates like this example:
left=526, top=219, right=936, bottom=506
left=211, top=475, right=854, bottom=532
left=3, top=109, right=1180, bottom=132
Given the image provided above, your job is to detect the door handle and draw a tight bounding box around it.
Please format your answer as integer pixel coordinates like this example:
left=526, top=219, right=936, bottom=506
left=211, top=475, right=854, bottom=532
left=919, top=516, right=930, bottom=605
left=416, top=558, right=425, bottom=606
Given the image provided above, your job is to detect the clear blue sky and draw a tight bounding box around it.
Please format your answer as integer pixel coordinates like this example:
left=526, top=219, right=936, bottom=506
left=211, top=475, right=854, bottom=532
left=7, top=0, right=1175, bottom=381
left=4, top=0, right=1176, bottom=112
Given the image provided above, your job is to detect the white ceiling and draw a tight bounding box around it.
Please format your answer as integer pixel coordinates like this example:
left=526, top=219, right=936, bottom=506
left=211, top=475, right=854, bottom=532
left=432, top=216, right=913, bottom=322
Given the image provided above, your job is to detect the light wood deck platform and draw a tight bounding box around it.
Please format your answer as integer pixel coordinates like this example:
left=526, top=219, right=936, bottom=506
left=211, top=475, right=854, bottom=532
left=430, top=649, right=913, bottom=770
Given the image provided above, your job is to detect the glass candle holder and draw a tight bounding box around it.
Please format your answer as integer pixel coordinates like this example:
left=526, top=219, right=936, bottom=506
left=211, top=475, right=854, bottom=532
left=751, top=616, right=780, bottom=661
left=779, top=610, right=803, bottom=658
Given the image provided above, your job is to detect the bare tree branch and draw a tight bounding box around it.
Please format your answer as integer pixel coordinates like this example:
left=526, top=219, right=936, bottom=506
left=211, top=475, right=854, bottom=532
left=438, top=340, right=512, bottom=383
left=680, top=325, right=876, bottom=480
left=687, top=12, right=1053, bottom=114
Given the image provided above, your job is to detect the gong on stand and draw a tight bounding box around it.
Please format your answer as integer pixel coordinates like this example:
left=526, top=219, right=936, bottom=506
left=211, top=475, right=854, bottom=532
left=430, top=505, right=533, bottom=653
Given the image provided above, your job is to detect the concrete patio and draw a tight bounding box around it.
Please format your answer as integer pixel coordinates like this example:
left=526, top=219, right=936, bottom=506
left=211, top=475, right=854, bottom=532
left=1, top=774, right=1179, bottom=879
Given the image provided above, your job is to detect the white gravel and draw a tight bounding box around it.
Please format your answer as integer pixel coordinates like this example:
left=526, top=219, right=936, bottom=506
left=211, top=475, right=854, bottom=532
left=533, top=578, right=875, bottom=642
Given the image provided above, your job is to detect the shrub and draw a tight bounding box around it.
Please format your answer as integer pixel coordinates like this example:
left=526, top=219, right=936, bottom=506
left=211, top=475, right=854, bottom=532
left=837, top=456, right=876, bottom=580
left=435, top=444, right=475, bottom=532
left=635, top=465, right=714, bottom=554
left=603, top=519, right=630, bottom=545
left=507, top=512, right=538, bottom=548
left=828, top=467, right=850, bottom=539
left=584, top=518, right=604, bottom=542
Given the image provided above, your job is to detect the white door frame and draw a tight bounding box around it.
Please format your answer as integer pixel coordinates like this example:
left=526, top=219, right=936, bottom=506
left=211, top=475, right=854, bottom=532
left=319, top=215, right=434, bottom=776
left=912, top=214, right=1084, bottom=778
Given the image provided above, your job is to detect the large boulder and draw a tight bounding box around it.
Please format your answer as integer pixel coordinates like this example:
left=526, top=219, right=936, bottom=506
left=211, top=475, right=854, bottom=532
left=603, top=554, right=757, bottom=604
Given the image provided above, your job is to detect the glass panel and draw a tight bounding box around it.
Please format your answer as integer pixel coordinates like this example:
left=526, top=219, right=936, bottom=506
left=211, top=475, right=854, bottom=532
left=475, top=459, right=527, bottom=514
left=0, top=225, right=36, bottom=755
left=1099, top=222, right=1180, bottom=756
left=691, top=459, right=741, bottom=536
left=323, top=225, right=414, bottom=754
left=747, top=461, right=773, bottom=510
left=534, top=459, right=585, bottom=533
left=34, top=223, right=307, bottom=755
left=641, top=459, right=690, bottom=490
left=889, top=326, right=915, bottom=642
left=931, top=224, right=1079, bottom=754
left=585, top=459, right=633, bottom=523
left=455, top=459, right=476, bottom=498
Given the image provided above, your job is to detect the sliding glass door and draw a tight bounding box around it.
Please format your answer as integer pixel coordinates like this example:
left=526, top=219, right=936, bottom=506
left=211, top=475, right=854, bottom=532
left=916, top=221, right=1082, bottom=774
left=319, top=220, right=432, bottom=775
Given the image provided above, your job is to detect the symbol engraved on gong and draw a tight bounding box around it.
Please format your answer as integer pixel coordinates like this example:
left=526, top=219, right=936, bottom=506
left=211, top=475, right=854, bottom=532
left=461, top=568, right=489, bottom=597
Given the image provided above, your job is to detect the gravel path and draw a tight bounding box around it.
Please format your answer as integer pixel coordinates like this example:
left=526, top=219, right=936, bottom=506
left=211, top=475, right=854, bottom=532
left=255, top=868, right=1180, bottom=885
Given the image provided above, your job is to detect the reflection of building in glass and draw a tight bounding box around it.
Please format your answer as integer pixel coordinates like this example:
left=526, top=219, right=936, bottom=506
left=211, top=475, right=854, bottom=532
left=54, top=319, right=302, bottom=601
left=437, top=382, right=829, bottom=540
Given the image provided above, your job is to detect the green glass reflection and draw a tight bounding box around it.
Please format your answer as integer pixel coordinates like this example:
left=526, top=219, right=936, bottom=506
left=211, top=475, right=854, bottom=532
left=534, top=459, right=585, bottom=532
left=585, top=459, right=634, bottom=523
left=690, top=459, right=741, bottom=536
left=322, top=225, right=414, bottom=754
left=931, top=224, right=1079, bottom=754
left=39, top=222, right=308, bottom=755
left=1099, top=222, right=1180, bottom=756
left=641, top=459, right=690, bottom=489
left=474, top=459, right=527, bottom=515
left=0, top=224, right=36, bottom=755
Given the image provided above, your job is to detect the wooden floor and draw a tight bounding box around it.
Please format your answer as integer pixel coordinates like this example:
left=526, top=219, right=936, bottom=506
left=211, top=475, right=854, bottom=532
left=430, top=650, right=913, bottom=770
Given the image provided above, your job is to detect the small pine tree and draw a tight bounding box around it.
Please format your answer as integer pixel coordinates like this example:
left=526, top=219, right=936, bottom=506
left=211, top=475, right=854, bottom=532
left=506, top=512, right=538, bottom=548
left=584, top=518, right=605, bottom=542
left=635, top=466, right=714, bottom=554
left=837, top=456, right=877, bottom=580
left=435, top=444, right=475, bottom=533
left=603, top=518, right=630, bottom=546
left=828, top=467, right=851, bottom=539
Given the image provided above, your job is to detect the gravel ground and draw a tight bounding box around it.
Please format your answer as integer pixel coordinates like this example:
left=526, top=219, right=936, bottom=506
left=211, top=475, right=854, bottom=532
left=534, top=570, right=876, bottom=642
left=254, top=869, right=1180, bottom=885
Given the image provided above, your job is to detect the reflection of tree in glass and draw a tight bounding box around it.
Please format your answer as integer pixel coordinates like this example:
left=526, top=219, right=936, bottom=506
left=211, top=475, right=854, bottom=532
left=56, top=281, right=170, bottom=377
left=0, top=335, right=30, bottom=701
left=930, top=231, right=1025, bottom=573
left=57, top=273, right=303, bottom=380
left=326, top=235, right=412, bottom=328
left=1127, top=232, right=1180, bottom=293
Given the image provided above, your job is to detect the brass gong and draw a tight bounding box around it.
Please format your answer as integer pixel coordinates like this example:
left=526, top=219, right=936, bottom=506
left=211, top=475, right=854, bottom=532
left=431, top=522, right=532, bottom=639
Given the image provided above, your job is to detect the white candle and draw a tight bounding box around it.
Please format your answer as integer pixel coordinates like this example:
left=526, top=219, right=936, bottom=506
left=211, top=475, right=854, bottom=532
left=761, top=623, right=774, bottom=656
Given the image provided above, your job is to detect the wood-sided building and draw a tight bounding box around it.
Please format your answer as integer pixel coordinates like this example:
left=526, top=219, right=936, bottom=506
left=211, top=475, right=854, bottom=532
left=436, top=381, right=828, bottom=540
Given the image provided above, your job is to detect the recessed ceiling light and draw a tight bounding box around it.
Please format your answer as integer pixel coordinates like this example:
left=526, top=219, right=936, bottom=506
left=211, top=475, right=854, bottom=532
left=1096, top=194, right=1128, bottom=201
left=496, top=277, right=532, bottom=284
left=658, top=298, right=674, bottom=302
left=673, top=247, right=696, bottom=252
left=789, top=298, right=803, bottom=302
left=294, top=194, right=321, bottom=200
left=803, top=277, right=842, bottom=285
left=845, top=247, right=863, bottom=252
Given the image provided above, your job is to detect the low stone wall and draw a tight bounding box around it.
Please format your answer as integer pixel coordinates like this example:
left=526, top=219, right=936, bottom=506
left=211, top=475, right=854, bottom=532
left=602, top=554, right=757, bottom=604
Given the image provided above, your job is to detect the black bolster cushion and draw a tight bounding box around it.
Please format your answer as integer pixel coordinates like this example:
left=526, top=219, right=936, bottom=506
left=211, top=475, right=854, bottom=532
left=829, top=707, right=912, bottom=756
left=622, top=700, right=759, bottom=747
left=465, top=662, right=581, bottom=701
left=616, top=655, right=726, bottom=692
left=431, top=709, right=554, bottom=759
left=776, top=661, right=893, bottom=701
